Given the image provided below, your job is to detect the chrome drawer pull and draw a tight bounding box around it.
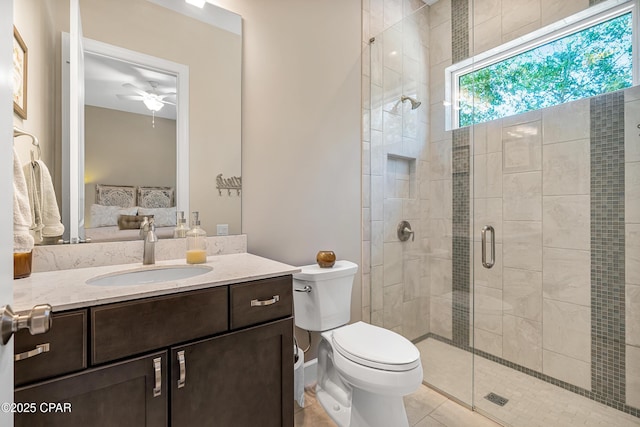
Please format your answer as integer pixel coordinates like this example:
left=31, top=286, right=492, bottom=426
left=250, top=295, right=280, bottom=307
left=14, top=343, right=50, bottom=362
left=153, top=357, right=162, bottom=397
left=177, top=350, right=186, bottom=389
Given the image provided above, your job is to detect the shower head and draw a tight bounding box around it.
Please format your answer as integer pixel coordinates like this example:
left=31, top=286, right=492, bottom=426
left=401, top=95, right=421, bottom=110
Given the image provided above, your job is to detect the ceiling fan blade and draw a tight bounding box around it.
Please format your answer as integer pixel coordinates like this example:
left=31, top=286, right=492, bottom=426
left=158, top=92, right=176, bottom=99
left=160, top=99, right=176, bottom=106
left=122, top=83, right=149, bottom=97
left=116, top=94, right=144, bottom=101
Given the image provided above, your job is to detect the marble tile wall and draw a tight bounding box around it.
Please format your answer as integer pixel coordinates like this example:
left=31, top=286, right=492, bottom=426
left=363, top=0, right=639, bottom=417
left=363, top=1, right=431, bottom=340
left=625, top=85, right=640, bottom=409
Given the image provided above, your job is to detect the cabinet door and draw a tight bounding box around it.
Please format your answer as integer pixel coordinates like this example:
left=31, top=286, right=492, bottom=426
left=171, top=318, right=294, bottom=427
left=15, top=351, right=167, bottom=427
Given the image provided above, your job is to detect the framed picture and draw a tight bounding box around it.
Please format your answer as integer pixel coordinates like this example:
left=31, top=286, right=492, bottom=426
left=13, top=26, right=27, bottom=120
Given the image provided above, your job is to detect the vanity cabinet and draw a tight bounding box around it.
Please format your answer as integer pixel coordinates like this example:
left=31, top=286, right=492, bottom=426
left=171, top=318, right=293, bottom=427
left=14, top=275, right=294, bottom=427
left=15, top=351, right=168, bottom=427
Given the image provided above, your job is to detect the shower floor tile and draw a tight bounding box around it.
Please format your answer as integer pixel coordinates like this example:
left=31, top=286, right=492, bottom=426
left=416, top=337, right=640, bottom=427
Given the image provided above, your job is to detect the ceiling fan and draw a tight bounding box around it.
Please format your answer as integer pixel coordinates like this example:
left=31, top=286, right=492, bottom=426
left=116, top=81, right=176, bottom=112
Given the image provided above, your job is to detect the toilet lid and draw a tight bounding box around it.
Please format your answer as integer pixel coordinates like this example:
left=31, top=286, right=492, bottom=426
left=331, top=322, right=420, bottom=372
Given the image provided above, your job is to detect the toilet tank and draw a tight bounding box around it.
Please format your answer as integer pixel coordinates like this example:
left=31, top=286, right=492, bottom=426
left=293, top=260, right=358, bottom=332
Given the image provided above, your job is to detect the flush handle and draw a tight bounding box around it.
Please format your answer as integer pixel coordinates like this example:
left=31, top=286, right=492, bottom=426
left=0, top=304, right=52, bottom=345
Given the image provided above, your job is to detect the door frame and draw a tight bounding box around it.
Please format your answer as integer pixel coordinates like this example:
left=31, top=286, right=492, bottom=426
left=1, top=0, right=16, bottom=424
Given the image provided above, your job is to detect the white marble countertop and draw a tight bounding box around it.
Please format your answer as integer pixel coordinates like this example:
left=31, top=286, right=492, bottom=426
left=14, top=253, right=300, bottom=313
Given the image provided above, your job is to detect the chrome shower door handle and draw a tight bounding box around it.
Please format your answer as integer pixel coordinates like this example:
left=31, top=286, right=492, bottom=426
left=481, top=225, right=495, bottom=269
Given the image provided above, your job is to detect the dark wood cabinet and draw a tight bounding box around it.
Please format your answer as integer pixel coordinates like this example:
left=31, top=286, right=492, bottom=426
left=14, top=309, right=87, bottom=387
left=15, top=351, right=167, bottom=427
left=171, top=318, right=294, bottom=427
left=14, top=275, right=294, bottom=427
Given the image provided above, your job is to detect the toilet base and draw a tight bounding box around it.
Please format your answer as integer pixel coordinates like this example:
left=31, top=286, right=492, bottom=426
left=316, top=384, right=410, bottom=427
left=317, top=386, right=351, bottom=427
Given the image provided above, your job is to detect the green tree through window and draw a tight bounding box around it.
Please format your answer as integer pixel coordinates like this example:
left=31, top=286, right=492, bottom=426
left=458, top=13, right=633, bottom=127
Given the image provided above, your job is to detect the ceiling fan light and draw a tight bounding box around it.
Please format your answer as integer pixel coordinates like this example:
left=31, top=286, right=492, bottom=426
left=143, top=98, right=164, bottom=112
left=185, top=0, right=206, bottom=8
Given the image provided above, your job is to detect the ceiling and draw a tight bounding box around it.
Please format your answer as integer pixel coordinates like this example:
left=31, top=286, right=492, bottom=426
left=84, top=52, right=177, bottom=120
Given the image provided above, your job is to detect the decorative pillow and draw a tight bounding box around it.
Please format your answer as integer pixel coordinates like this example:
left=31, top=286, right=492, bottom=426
left=138, top=187, right=174, bottom=208
left=90, top=204, right=138, bottom=228
left=117, top=214, right=153, bottom=230
left=96, top=184, right=137, bottom=208
left=138, top=207, right=177, bottom=227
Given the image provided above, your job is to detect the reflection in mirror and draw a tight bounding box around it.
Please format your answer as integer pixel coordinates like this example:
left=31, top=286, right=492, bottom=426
left=60, top=0, right=242, bottom=244
left=15, top=0, right=242, bottom=245
left=81, top=42, right=188, bottom=243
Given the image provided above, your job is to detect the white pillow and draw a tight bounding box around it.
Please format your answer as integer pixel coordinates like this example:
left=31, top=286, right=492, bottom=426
left=138, top=207, right=177, bottom=227
left=90, top=204, right=138, bottom=228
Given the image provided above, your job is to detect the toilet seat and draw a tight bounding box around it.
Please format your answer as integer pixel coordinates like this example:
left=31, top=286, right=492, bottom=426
left=331, top=322, right=420, bottom=372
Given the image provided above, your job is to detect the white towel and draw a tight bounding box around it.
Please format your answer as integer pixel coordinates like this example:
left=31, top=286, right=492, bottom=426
left=23, top=159, right=65, bottom=243
left=13, top=148, right=34, bottom=253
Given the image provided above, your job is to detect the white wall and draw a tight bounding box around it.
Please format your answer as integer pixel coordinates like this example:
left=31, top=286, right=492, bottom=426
left=213, top=0, right=363, bottom=349
left=13, top=0, right=62, bottom=172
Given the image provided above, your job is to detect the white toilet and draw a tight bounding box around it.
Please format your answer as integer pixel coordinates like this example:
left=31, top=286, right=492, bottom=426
left=293, top=260, right=423, bottom=427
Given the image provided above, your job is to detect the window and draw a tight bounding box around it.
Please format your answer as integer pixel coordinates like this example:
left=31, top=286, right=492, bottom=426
left=445, top=0, right=639, bottom=129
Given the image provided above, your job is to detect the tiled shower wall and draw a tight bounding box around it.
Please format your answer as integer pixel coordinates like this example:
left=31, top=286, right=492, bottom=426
left=362, top=1, right=432, bottom=340
left=625, top=86, right=640, bottom=409
left=363, top=0, right=639, bottom=417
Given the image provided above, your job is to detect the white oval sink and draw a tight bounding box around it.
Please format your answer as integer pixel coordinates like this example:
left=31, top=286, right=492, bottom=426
left=87, top=265, right=213, bottom=286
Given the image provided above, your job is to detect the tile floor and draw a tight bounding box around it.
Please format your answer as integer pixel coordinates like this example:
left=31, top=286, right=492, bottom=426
left=294, top=337, right=640, bottom=426
left=294, top=384, right=501, bottom=427
left=417, top=338, right=640, bottom=427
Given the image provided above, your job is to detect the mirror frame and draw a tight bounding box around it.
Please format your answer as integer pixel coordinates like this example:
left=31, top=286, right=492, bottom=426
left=64, top=35, right=190, bottom=242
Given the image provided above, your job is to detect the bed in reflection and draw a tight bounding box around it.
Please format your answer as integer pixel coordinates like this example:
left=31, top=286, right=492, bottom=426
left=85, top=184, right=177, bottom=242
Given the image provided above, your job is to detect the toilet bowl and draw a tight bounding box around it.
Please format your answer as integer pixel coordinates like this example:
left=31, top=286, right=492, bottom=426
left=293, top=261, right=423, bottom=427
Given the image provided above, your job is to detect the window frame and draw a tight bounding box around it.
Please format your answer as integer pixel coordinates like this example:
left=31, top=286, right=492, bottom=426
left=444, top=0, right=640, bottom=130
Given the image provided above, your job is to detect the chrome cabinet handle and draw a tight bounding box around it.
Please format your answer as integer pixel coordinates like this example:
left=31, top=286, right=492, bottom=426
left=177, top=350, right=186, bottom=389
left=15, top=343, right=50, bottom=362
left=481, top=225, right=495, bottom=269
left=294, top=285, right=312, bottom=293
left=250, top=295, right=280, bottom=307
left=153, top=357, right=162, bottom=397
left=0, top=304, right=52, bottom=345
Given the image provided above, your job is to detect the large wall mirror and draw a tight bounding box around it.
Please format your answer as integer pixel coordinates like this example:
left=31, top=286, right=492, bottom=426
left=13, top=0, right=242, bottom=245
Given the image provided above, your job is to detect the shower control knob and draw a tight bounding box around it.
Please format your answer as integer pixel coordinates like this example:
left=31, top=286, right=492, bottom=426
left=0, top=304, right=52, bottom=345
left=397, top=220, right=415, bottom=242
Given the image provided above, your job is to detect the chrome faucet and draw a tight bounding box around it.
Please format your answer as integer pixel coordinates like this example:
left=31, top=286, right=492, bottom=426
left=140, top=217, right=158, bottom=265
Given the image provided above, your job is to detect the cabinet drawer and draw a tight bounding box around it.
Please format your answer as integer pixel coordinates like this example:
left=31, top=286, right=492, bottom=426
left=15, top=310, right=87, bottom=387
left=230, top=276, right=292, bottom=329
left=91, top=286, right=228, bottom=365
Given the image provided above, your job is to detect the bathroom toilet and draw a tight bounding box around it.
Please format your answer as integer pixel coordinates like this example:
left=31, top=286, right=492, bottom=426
left=293, top=260, right=423, bottom=427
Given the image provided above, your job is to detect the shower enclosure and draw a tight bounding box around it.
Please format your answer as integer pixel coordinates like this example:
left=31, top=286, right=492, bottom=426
left=363, top=0, right=640, bottom=425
